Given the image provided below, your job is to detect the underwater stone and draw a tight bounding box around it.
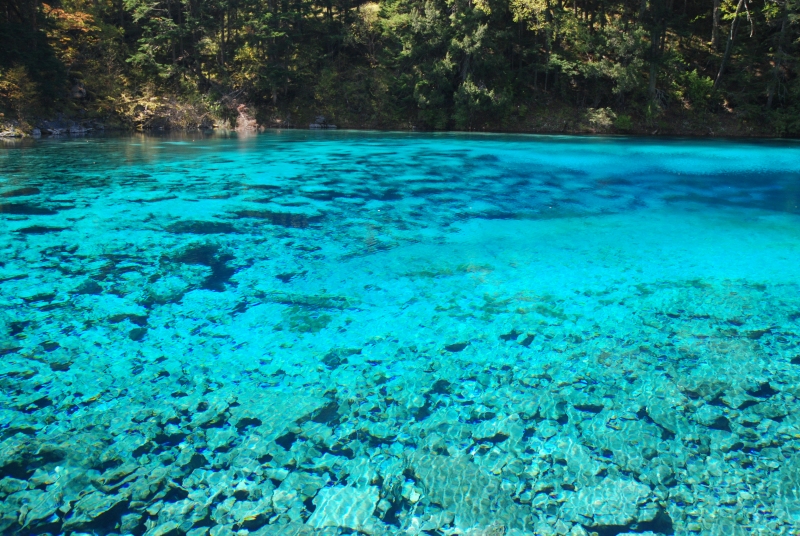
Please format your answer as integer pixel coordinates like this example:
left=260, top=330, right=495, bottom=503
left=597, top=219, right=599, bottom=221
left=678, top=376, right=730, bottom=401
left=0, top=202, right=57, bottom=215
left=16, top=225, right=68, bottom=234
left=0, top=477, right=28, bottom=496
left=228, top=391, right=326, bottom=441
left=321, top=349, right=355, bottom=369
left=552, top=437, right=601, bottom=481
left=306, top=486, right=380, bottom=533
left=142, top=275, right=190, bottom=305
left=279, top=472, right=329, bottom=501
left=143, top=520, right=181, bottom=536
left=62, top=490, right=127, bottom=531
left=129, top=327, right=148, bottom=341
left=562, top=477, right=652, bottom=527
left=18, top=488, right=61, bottom=529
left=171, top=243, right=236, bottom=292
left=233, top=207, right=322, bottom=228
left=720, top=390, right=758, bottom=409
left=276, top=271, right=306, bottom=283
left=271, top=487, right=298, bottom=513
left=774, top=454, right=800, bottom=523
left=206, top=428, right=237, bottom=452
left=249, top=522, right=315, bottom=535
left=208, top=522, right=236, bottom=536
left=752, top=401, right=789, bottom=420
left=692, top=404, right=726, bottom=427
left=264, top=292, right=355, bottom=310
left=537, top=420, right=559, bottom=439
left=120, top=512, right=144, bottom=533
left=1, top=187, right=41, bottom=198
left=410, top=452, right=531, bottom=531
left=642, top=401, right=688, bottom=436
left=228, top=498, right=272, bottom=527
left=580, top=414, right=662, bottom=473
left=74, top=279, right=103, bottom=295
left=166, top=220, right=236, bottom=234
left=414, top=510, right=456, bottom=533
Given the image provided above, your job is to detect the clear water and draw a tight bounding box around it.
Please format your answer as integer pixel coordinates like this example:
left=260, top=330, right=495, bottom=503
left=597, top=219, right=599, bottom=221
left=2, top=131, right=800, bottom=536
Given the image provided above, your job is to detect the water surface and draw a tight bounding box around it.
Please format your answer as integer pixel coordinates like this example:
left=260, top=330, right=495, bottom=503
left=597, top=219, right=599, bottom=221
left=2, top=132, right=800, bottom=535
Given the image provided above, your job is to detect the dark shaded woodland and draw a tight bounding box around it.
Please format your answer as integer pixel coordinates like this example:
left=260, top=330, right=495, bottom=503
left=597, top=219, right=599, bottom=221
left=1, top=0, right=798, bottom=133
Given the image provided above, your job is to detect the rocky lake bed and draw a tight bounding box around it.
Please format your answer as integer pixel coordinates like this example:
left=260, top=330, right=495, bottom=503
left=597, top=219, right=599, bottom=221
left=2, top=132, right=800, bottom=535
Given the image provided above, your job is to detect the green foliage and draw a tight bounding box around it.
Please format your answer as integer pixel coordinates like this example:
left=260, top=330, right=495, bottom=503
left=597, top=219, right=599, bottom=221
left=454, top=77, right=506, bottom=129
left=682, top=70, right=715, bottom=109
left=614, top=114, right=634, bottom=131
left=0, top=66, right=41, bottom=120
left=0, top=0, right=797, bottom=133
left=584, top=107, right=617, bottom=132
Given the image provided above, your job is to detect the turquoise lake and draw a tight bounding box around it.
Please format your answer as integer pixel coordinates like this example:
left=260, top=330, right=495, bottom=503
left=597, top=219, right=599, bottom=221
left=2, top=131, right=800, bottom=536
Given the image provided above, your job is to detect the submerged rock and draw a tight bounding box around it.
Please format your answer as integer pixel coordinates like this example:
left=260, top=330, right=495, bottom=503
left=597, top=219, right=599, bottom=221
left=166, top=220, right=235, bottom=234
left=1, top=187, right=41, bottom=198
left=306, top=486, right=380, bottom=532
left=562, top=478, right=653, bottom=527
left=409, top=453, right=531, bottom=531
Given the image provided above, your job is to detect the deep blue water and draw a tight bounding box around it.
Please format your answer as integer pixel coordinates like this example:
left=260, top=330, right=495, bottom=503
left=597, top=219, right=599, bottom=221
left=2, top=131, right=800, bottom=535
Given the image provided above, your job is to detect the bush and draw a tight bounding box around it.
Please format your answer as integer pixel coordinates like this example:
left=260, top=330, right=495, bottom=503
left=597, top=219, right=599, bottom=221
left=584, top=107, right=617, bottom=132
left=114, top=86, right=222, bottom=130
left=453, top=78, right=506, bottom=130
left=614, top=114, right=633, bottom=131
left=682, top=70, right=714, bottom=109
left=0, top=66, right=41, bottom=122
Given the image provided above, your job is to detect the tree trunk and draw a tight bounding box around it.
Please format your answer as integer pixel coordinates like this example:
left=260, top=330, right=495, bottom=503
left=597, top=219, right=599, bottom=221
left=648, top=54, right=658, bottom=100
left=713, top=0, right=743, bottom=89
left=711, top=0, right=720, bottom=48
left=31, top=0, right=37, bottom=49
left=219, top=12, right=225, bottom=66
left=533, top=29, right=539, bottom=90
left=168, top=0, right=176, bottom=63
left=767, top=14, right=787, bottom=108
left=600, top=0, right=605, bottom=28
left=647, top=7, right=665, bottom=104
left=179, top=5, right=184, bottom=58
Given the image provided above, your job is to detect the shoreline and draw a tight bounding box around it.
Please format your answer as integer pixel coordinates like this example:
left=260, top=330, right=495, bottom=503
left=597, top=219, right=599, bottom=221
left=3, top=126, right=799, bottom=143
left=2, top=102, right=796, bottom=141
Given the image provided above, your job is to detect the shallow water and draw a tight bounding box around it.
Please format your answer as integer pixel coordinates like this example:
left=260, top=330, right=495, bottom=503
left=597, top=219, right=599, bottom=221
left=2, top=131, right=800, bottom=536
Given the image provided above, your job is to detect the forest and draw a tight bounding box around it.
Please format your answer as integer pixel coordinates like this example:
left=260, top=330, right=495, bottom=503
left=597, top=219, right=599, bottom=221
left=0, top=0, right=798, bottom=134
